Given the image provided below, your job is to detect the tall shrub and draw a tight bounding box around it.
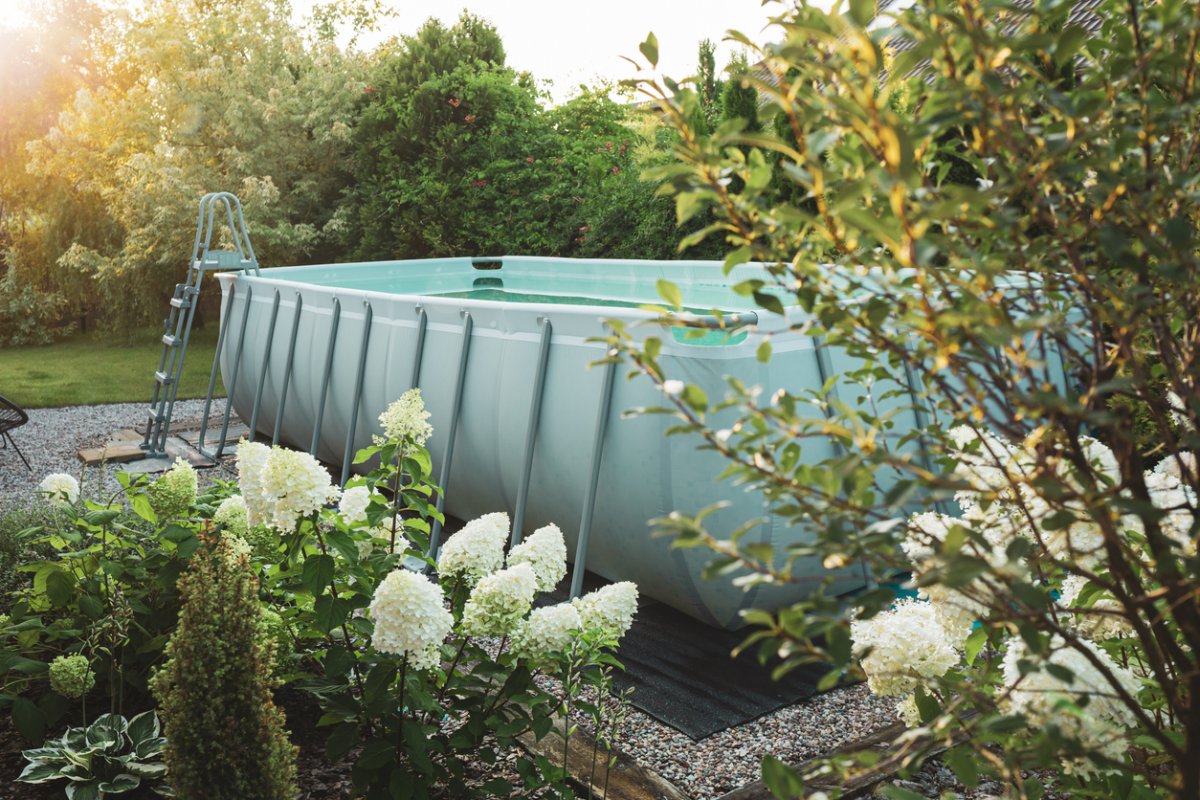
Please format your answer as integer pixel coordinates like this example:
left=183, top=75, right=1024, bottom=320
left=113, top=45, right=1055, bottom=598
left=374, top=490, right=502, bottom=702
left=151, top=530, right=296, bottom=800
left=621, top=0, right=1200, bottom=797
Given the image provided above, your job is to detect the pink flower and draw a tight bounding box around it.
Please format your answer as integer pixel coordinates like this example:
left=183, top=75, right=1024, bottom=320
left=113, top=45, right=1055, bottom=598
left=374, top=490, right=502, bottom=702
left=526, top=157, right=535, bottom=164
left=612, top=165, right=620, bottom=174
left=578, top=225, right=590, bottom=232
left=364, top=85, right=375, bottom=94
left=606, top=142, right=613, bottom=149
left=471, top=179, right=488, bottom=188
left=448, top=98, right=461, bottom=107
left=464, top=114, right=476, bottom=123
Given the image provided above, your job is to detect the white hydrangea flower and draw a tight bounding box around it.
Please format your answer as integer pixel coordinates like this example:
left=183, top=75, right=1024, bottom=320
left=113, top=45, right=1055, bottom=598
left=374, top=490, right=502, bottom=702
left=851, top=599, right=960, bottom=697
left=39, top=473, right=79, bottom=506
left=1167, top=391, right=1194, bottom=432
left=376, top=388, right=433, bottom=446
left=214, top=495, right=249, bottom=538
left=338, top=485, right=375, bottom=526
left=1001, top=635, right=1139, bottom=773
left=461, top=563, right=537, bottom=637
left=148, top=458, right=197, bottom=520
left=1152, top=451, right=1196, bottom=484
left=507, top=523, right=567, bottom=592
left=901, top=512, right=953, bottom=564
left=512, top=602, right=581, bottom=661
left=236, top=440, right=271, bottom=527
left=369, top=569, right=452, bottom=671
left=1058, top=575, right=1133, bottom=640
left=949, top=425, right=1017, bottom=499
left=238, top=442, right=339, bottom=534
left=895, top=693, right=922, bottom=727
left=920, top=582, right=987, bottom=645
left=437, top=512, right=509, bottom=584
left=573, top=581, right=639, bottom=642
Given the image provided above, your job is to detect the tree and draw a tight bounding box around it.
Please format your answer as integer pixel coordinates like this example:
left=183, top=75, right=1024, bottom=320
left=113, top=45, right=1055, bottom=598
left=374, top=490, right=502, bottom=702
left=16, top=0, right=370, bottom=331
left=622, top=0, right=1200, bottom=796
left=696, top=38, right=721, bottom=130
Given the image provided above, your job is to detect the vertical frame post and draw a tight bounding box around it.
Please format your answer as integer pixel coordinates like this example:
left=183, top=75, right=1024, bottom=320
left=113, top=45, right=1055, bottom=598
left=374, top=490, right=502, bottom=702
left=569, top=354, right=617, bottom=598
left=310, top=298, right=342, bottom=457
left=511, top=318, right=553, bottom=547
left=212, top=285, right=254, bottom=458
left=340, top=301, right=374, bottom=486
left=197, top=284, right=238, bottom=454
left=427, top=311, right=473, bottom=558
left=273, top=293, right=304, bottom=446
left=248, top=289, right=282, bottom=442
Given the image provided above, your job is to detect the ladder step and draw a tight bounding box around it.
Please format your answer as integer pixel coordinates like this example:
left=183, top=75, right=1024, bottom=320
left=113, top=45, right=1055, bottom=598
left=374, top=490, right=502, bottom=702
left=162, top=334, right=181, bottom=347
left=155, top=371, right=175, bottom=385
left=169, top=297, right=191, bottom=309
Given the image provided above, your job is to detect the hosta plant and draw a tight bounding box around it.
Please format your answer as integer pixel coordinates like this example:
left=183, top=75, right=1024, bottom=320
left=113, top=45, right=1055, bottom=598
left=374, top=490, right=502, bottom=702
left=18, top=711, right=169, bottom=798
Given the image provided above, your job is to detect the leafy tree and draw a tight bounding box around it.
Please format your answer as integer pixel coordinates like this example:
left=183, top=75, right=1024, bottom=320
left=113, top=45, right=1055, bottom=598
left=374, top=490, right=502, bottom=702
left=16, top=0, right=370, bottom=330
left=697, top=38, right=722, bottom=130
left=621, top=0, right=1200, bottom=797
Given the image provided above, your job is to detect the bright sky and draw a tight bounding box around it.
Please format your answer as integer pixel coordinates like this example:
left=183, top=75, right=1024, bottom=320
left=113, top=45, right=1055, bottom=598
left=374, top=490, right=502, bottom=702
left=325, top=0, right=782, bottom=100
left=0, top=0, right=800, bottom=101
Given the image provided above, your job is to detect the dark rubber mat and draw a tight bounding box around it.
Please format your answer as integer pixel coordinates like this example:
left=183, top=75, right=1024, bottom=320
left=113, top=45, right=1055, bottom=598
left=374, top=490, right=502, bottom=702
left=608, top=597, right=828, bottom=740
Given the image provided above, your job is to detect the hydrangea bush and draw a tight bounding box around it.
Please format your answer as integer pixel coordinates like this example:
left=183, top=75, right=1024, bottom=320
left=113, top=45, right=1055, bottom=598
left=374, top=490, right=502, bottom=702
left=614, top=0, right=1200, bottom=796
left=3, top=387, right=640, bottom=798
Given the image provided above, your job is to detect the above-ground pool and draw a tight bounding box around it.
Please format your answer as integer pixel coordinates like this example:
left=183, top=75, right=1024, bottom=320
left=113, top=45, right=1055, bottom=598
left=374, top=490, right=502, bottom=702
left=216, top=256, right=897, bottom=628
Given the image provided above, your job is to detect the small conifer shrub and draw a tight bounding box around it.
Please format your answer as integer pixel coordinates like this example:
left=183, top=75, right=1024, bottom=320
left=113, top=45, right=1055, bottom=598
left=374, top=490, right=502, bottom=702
left=151, top=529, right=296, bottom=800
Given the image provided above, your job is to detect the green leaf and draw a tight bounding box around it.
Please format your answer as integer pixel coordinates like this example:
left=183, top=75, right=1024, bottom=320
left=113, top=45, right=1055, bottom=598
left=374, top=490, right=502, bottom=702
left=18, top=761, right=65, bottom=783
left=301, top=554, right=336, bottom=594
left=757, top=339, right=772, bottom=363
left=325, top=722, right=360, bottom=762
left=314, top=595, right=353, bottom=634
left=639, top=32, right=658, bottom=67
left=944, top=745, right=980, bottom=788
left=761, top=755, right=806, bottom=799
left=656, top=279, right=682, bottom=310
left=66, top=780, right=102, bottom=800
left=126, top=711, right=159, bottom=746
left=848, top=0, right=875, bottom=26
left=964, top=626, right=987, bottom=666
left=12, top=697, right=45, bottom=742
left=46, top=570, right=75, bottom=608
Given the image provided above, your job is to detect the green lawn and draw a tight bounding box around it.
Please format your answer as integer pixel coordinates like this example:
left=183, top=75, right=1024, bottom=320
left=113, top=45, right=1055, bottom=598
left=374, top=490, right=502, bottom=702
left=0, top=326, right=223, bottom=409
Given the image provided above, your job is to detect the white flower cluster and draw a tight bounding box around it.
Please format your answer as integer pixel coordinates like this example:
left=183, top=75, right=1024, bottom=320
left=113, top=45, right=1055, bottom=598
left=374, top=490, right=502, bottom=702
left=338, top=485, right=376, bottom=526
left=507, top=524, right=567, bottom=592
left=512, top=603, right=581, bottom=661
left=1058, top=575, right=1132, bottom=640
left=39, top=473, right=79, bottom=506
left=148, top=458, right=197, bottom=520
left=436, top=512, right=509, bottom=584
left=369, top=568, right=452, bottom=671
left=1001, top=636, right=1140, bottom=772
left=376, top=388, right=433, bottom=446
left=237, top=441, right=339, bottom=534
left=461, top=563, right=537, bottom=637
left=214, top=495, right=249, bottom=538
left=573, top=581, right=639, bottom=642
left=850, top=599, right=959, bottom=698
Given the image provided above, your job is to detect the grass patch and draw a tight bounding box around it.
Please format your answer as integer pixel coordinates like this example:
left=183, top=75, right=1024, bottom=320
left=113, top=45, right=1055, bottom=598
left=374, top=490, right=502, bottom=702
left=0, top=326, right=223, bottom=409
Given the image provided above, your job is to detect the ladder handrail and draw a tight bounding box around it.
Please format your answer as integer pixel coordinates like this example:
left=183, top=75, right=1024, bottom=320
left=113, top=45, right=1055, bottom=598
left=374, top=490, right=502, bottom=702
left=142, top=192, right=260, bottom=458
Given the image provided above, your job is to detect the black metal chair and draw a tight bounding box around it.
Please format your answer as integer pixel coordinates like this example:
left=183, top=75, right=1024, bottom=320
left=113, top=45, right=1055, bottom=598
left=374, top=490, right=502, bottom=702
left=0, top=394, right=30, bottom=470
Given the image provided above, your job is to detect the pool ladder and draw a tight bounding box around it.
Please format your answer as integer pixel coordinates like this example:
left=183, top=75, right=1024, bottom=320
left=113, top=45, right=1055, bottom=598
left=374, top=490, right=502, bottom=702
left=142, top=192, right=260, bottom=458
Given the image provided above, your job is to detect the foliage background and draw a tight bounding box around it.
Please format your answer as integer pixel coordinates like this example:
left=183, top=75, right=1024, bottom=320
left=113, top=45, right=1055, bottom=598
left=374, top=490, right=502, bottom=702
left=0, top=0, right=743, bottom=345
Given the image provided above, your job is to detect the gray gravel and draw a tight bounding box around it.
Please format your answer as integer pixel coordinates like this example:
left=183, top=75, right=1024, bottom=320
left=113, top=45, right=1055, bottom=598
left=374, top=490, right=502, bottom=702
left=0, top=401, right=904, bottom=799
left=0, top=398, right=230, bottom=507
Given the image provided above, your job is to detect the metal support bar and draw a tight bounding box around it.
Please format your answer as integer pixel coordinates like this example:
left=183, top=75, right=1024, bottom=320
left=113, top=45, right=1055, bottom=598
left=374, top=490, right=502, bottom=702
left=341, top=301, right=374, bottom=486
left=410, top=307, right=427, bottom=389
left=570, top=354, right=617, bottom=599
left=211, top=285, right=254, bottom=458
left=197, top=285, right=238, bottom=454
left=511, top=318, right=553, bottom=547
left=428, top=311, right=474, bottom=558
left=273, top=293, right=304, bottom=446
left=310, top=298, right=342, bottom=457
left=248, top=290, right=282, bottom=442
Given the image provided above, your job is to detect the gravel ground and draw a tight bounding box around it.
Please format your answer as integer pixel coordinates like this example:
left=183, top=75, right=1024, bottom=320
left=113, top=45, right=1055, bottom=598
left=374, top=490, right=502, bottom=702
left=0, top=401, right=908, bottom=799
left=0, top=398, right=231, bottom=506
